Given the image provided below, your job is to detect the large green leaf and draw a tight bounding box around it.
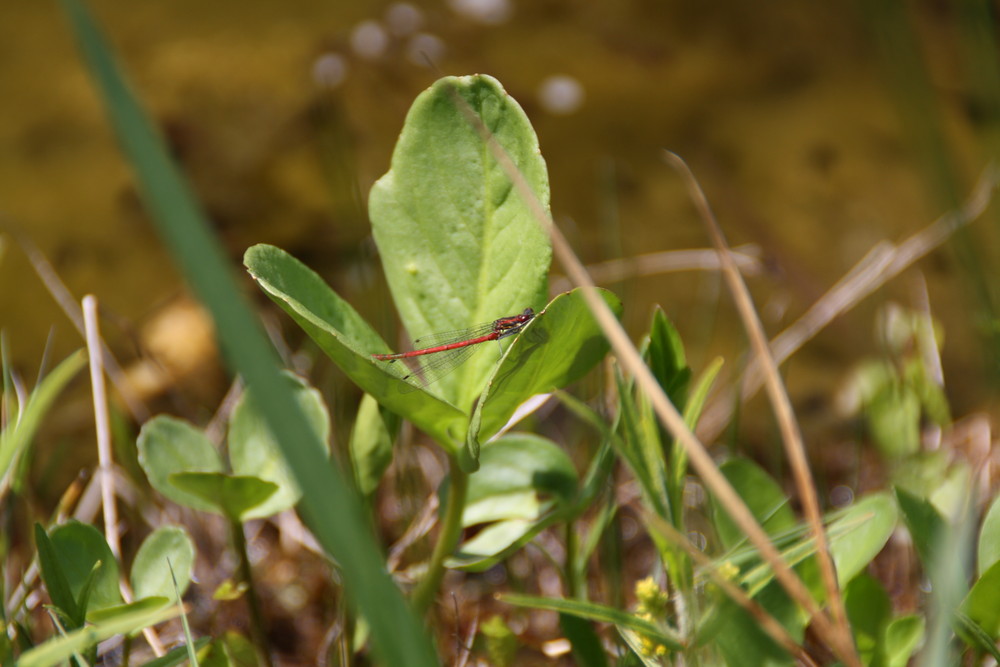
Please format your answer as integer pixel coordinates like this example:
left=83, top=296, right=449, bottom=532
left=369, top=74, right=551, bottom=411
left=229, top=372, right=330, bottom=518
left=137, top=415, right=225, bottom=512
left=245, top=243, right=467, bottom=450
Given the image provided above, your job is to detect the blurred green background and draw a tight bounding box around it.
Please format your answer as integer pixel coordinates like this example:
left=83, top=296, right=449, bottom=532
left=2, top=0, right=998, bottom=437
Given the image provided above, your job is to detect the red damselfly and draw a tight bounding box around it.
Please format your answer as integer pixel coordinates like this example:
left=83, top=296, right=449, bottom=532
left=372, top=308, right=535, bottom=389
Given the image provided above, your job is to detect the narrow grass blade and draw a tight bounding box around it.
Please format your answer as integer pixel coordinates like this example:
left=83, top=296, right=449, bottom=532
left=58, top=2, right=436, bottom=664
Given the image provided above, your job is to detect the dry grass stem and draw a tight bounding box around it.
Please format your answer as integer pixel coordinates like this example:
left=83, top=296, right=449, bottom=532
left=662, top=151, right=857, bottom=666
left=18, top=233, right=150, bottom=422
left=446, top=81, right=856, bottom=664
left=550, top=244, right=764, bottom=293
left=83, top=295, right=120, bottom=559
left=644, top=513, right=819, bottom=667
left=698, top=163, right=1000, bottom=443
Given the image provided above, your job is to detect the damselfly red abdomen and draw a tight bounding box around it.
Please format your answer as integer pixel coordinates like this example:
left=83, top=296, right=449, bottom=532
left=372, top=308, right=534, bottom=389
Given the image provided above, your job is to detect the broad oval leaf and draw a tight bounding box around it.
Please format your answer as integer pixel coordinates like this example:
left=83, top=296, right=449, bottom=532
left=137, top=416, right=224, bottom=512
left=131, top=525, right=195, bottom=601
left=369, top=74, right=551, bottom=411
left=229, top=372, right=330, bottom=519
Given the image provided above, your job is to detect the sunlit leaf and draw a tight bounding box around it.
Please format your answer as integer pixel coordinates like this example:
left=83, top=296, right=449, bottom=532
left=369, top=74, right=551, bottom=411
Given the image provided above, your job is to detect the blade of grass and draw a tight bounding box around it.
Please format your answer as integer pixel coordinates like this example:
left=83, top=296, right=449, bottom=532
left=58, top=3, right=436, bottom=665
left=662, top=151, right=856, bottom=664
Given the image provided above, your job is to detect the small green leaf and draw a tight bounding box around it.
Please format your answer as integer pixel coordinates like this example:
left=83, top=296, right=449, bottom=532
left=828, top=492, right=897, bottom=587
left=978, top=493, right=1000, bottom=577
left=883, top=615, right=924, bottom=667
left=645, top=307, right=690, bottom=410
left=480, top=615, right=519, bottom=667
left=613, top=367, right=668, bottom=519
left=47, top=521, right=123, bottom=617
left=955, top=612, right=1000, bottom=661
left=560, top=613, right=609, bottom=667
left=229, top=372, right=330, bottom=518
left=369, top=74, right=551, bottom=411
left=34, top=523, right=80, bottom=626
left=349, top=394, right=397, bottom=496
left=87, top=596, right=172, bottom=623
left=961, top=558, right=1000, bottom=637
left=131, top=525, right=195, bottom=601
left=868, top=383, right=920, bottom=459
left=894, top=486, right=945, bottom=571
left=715, top=459, right=795, bottom=550
left=138, top=416, right=224, bottom=512
left=448, top=434, right=578, bottom=570
left=199, top=630, right=260, bottom=667
left=169, top=472, right=279, bottom=521
left=844, top=573, right=891, bottom=665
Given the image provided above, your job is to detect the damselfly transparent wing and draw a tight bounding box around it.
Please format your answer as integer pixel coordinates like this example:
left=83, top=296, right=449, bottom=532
left=388, top=339, right=497, bottom=392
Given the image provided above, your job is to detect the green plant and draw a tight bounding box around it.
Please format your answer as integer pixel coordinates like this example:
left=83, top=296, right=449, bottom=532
left=7, top=2, right=995, bottom=664
left=136, top=372, right=329, bottom=665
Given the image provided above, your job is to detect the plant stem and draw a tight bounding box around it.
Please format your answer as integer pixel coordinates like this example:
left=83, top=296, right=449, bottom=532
left=230, top=518, right=274, bottom=667
left=564, top=521, right=579, bottom=599
left=411, top=458, right=469, bottom=614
